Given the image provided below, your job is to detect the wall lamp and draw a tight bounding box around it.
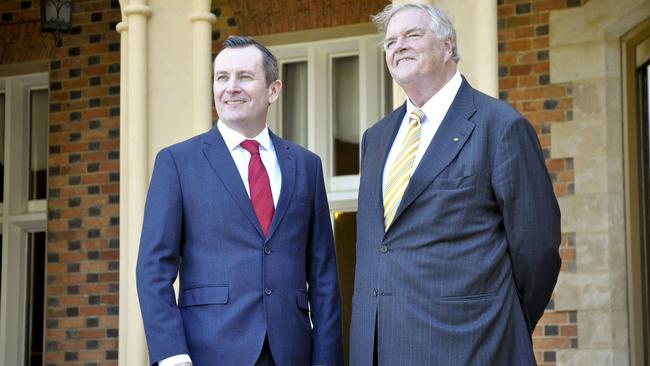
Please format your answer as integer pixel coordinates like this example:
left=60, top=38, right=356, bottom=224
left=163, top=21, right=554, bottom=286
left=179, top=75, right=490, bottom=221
left=40, top=0, right=73, bottom=46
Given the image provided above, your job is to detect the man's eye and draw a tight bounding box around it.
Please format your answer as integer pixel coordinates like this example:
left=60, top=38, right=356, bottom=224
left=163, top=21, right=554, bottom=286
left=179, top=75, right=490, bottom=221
left=385, top=40, right=395, bottom=49
left=241, top=75, right=252, bottom=80
left=408, top=33, right=422, bottom=39
left=215, top=75, right=227, bottom=82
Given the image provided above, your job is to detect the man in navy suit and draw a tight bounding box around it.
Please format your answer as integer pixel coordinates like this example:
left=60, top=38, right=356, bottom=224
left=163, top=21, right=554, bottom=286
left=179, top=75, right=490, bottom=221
left=137, top=36, right=343, bottom=366
left=350, top=4, right=561, bottom=365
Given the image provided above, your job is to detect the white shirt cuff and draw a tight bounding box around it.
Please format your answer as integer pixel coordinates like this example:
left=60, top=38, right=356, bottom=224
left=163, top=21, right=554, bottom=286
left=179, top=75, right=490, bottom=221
left=158, top=354, right=192, bottom=366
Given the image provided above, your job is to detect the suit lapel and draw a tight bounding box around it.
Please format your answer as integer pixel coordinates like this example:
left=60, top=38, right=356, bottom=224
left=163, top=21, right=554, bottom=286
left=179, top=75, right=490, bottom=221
left=201, top=127, right=265, bottom=238
left=265, top=132, right=296, bottom=242
left=368, top=104, right=406, bottom=222
left=391, top=80, right=477, bottom=227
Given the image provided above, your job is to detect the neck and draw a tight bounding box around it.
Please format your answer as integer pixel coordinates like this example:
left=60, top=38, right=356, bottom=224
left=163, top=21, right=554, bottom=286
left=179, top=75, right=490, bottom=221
left=221, top=120, right=266, bottom=138
left=403, top=67, right=456, bottom=108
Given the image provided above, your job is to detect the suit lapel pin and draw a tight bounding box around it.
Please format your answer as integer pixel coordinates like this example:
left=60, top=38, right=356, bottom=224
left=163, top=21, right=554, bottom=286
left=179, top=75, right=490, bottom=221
left=453, top=137, right=459, bottom=142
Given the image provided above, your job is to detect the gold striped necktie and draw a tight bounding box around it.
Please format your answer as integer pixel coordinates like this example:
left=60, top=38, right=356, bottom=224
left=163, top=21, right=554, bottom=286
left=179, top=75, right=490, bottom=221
left=383, top=108, right=425, bottom=229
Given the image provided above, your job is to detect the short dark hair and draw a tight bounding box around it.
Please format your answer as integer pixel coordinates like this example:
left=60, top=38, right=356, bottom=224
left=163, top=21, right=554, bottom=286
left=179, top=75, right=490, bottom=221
left=220, top=36, right=279, bottom=86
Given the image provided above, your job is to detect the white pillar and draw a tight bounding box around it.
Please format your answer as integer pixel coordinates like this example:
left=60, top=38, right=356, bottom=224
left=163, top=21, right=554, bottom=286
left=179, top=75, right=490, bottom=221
left=118, top=0, right=215, bottom=364
left=190, top=0, right=217, bottom=134
left=436, top=0, right=498, bottom=97
left=118, top=0, right=151, bottom=365
left=116, top=16, right=131, bottom=366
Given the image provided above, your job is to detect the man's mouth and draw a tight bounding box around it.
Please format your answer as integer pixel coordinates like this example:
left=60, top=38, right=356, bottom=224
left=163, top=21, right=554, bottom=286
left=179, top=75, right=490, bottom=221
left=395, top=57, right=415, bottom=66
left=224, top=99, right=246, bottom=105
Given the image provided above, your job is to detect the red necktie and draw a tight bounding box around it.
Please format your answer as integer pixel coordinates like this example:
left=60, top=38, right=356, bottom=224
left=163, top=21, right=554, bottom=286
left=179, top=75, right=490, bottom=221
left=240, top=140, right=275, bottom=236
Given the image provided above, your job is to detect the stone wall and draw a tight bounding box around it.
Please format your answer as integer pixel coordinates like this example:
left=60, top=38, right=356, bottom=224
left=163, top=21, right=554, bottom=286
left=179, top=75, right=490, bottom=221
left=497, top=0, right=587, bottom=363
left=549, top=0, right=650, bottom=364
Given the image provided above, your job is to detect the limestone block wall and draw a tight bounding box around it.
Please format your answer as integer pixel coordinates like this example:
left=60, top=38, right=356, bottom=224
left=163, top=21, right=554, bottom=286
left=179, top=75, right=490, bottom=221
left=549, top=0, right=650, bottom=365
left=498, top=0, right=586, bottom=364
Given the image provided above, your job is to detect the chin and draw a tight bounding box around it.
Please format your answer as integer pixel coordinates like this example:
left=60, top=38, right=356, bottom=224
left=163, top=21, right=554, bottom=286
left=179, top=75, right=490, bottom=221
left=218, top=113, right=241, bottom=123
left=394, top=74, right=417, bottom=87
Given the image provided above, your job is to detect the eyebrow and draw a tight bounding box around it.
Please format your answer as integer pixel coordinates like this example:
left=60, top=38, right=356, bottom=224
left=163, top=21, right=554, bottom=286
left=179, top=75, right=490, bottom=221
left=384, top=26, right=427, bottom=42
left=214, top=70, right=255, bottom=77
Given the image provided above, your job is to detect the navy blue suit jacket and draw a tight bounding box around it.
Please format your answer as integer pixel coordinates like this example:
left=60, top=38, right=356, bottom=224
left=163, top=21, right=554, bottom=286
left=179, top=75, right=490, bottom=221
left=136, top=126, right=343, bottom=366
left=350, top=78, right=561, bottom=365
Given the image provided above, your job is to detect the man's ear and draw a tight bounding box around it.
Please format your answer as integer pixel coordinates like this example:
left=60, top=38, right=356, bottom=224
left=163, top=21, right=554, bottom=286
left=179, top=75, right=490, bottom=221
left=267, top=80, right=282, bottom=105
left=443, top=37, right=454, bottom=62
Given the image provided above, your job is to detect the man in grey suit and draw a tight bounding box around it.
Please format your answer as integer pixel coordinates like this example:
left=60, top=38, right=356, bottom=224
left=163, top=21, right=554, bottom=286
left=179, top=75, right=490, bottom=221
left=349, top=4, right=561, bottom=365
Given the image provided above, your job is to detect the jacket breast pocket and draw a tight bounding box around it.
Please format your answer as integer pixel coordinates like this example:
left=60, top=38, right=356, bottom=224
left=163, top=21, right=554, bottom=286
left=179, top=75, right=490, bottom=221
left=178, top=285, right=229, bottom=307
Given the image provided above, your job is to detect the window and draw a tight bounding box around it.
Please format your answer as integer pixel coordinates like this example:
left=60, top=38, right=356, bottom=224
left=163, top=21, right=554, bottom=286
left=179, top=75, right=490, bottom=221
left=0, top=73, right=48, bottom=365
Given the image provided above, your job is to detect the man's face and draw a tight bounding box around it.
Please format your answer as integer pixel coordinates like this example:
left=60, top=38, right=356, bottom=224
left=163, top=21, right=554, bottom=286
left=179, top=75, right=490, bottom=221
left=384, top=8, right=453, bottom=88
left=213, top=46, right=280, bottom=129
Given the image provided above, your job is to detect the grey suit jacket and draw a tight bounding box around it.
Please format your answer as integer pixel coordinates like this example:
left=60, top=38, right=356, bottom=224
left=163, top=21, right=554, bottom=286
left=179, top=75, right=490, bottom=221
left=350, top=77, right=561, bottom=365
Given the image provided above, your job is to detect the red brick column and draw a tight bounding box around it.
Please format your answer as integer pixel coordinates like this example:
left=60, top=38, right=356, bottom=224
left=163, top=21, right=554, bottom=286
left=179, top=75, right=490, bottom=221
left=498, top=0, right=589, bottom=364
left=46, top=0, right=122, bottom=364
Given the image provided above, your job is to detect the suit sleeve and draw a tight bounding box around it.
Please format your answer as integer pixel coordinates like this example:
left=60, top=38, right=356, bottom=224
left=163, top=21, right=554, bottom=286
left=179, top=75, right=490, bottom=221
left=136, top=148, right=190, bottom=364
left=492, top=116, right=562, bottom=332
left=307, top=158, right=344, bottom=366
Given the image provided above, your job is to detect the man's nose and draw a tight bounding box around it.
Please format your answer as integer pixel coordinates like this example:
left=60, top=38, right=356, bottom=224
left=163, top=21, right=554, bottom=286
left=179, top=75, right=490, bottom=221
left=225, top=78, right=241, bottom=93
left=394, top=36, right=408, bottom=52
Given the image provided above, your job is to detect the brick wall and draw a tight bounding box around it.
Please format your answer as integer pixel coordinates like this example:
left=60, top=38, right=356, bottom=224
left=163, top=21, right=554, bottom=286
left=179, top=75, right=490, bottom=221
left=46, top=0, right=122, bottom=363
left=224, top=0, right=389, bottom=36
left=497, top=0, right=588, bottom=364
left=1, top=0, right=122, bottom=364
left=0, top=1, right=52, bottom=63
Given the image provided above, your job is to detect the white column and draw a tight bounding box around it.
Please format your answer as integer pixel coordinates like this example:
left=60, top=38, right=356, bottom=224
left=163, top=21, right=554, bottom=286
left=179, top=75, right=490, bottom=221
left=189, top=0, right=216, bottom=134
left=118, top=0, right=151, bottom=365
left=118, top=0, right=217, bottom=364
left=436, top=0, right=498, bottom=97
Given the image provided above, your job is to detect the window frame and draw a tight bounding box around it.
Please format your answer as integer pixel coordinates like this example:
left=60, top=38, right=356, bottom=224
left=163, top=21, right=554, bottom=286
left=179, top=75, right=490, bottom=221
left=0, top=73, right=48, bottom=366
left=268, top=34, right=390, bottom=212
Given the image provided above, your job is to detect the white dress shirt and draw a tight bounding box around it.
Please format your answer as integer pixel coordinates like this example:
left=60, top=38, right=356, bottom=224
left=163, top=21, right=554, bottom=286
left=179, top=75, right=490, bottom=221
left=382, top=71, right=462, bottom=196
left=158, top=121, right=282, bottom=366
left=217, top=120, right=282, bottom=207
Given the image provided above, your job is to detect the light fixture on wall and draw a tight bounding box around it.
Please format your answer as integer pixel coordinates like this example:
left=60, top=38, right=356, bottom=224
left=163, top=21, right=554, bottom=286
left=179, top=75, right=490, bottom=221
left=40, top=0, right=73, bottom=46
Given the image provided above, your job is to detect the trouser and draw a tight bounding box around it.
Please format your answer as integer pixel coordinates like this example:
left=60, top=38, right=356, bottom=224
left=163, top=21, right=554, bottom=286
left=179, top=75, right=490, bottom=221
left=373, top=316, right=379, bottom=366
left=254, top=335, right=276, bottom=366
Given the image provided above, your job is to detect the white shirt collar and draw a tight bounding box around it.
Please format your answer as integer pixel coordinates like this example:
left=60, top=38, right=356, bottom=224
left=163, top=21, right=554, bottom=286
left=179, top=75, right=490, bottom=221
left=405, top=71, right=462, bottom=123
left=217, top=120, right=274, bottom=152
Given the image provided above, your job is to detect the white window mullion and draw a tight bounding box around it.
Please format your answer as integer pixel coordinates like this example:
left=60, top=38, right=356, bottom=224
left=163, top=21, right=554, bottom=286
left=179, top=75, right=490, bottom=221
left=0, top=224, right=29, bottom=366
left=310, top=44, right=330, bottom=178
left=7, top=77, right=37, bottom=215
left=360, top=36, right=384, bottom=133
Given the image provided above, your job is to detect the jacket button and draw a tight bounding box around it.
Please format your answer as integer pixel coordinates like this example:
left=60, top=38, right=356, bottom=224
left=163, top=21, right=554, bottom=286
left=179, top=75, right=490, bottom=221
left=264, top=288, right=272, bottom=295
left=264, top=245, right=271, bottom=255
left=380, top=245, right=388, bottom=253
left=373, top=288, right=379, bottom=297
